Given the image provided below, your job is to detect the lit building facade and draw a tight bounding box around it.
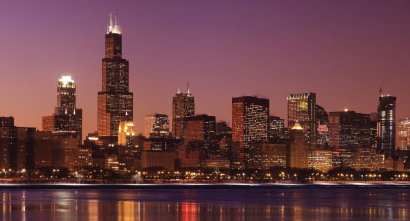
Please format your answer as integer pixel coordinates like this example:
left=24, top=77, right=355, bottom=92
left=232, top=96, right=269, bottom=158
left=377, top=95, right=396, bottom=157
left=118, top=121, right=135, bottom=147
left=268, top=116, right=285, bottom=141
left=172, top=88, right=194, bottom=139
left=144, top=114, right=170, bottom=138
left=248, top=143, right=287, bottom=169
left=287, top=93, right=316, bottom=148
left=309, top=149, right=333, bottom=172
left=98, top=11, right=133, bottom=139
left=42, top=76, right=83, bottom=144
left=397, top=118, right=410, bottom=151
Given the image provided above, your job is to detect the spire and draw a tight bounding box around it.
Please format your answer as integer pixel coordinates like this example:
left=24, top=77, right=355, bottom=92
left=177, top=84, right=181, bottom=94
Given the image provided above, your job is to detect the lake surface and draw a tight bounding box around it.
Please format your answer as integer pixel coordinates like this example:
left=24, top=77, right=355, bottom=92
left=1, top=187, right=410, bottom=221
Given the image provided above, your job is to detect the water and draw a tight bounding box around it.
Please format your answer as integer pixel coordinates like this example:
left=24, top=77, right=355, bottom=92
left=1, top=187, right=410, bottom=221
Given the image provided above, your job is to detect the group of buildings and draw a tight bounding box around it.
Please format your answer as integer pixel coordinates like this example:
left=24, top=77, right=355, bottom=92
left=1, top=12, right=410, bottom=177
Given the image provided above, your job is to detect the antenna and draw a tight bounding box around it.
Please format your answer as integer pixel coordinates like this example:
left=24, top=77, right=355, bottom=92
left=110, top=12, right=113, bottom=27
left=177, top=84, right=181, bottom=94
left=115, top=6, right=118, bottom=26
left=187, top=81, right=190, bottom=94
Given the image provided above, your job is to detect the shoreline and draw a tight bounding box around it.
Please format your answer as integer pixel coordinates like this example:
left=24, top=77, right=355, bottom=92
left=2, top=182, right=410, bottom=189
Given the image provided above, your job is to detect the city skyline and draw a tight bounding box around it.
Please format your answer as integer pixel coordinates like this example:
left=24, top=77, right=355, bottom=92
left=1, top=1, right=410, bottom=136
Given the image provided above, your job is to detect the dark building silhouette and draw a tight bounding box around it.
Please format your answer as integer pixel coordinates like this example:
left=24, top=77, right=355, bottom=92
left=377, top=94, right=396, bottom=157
left=232, top=96, right=269, bottom=159
left=171, top=86, right=194, bottom=139
left=184, top=114, right=216, bottom=144
left=328, top=110, right=373, bottom=150
left=98, top=11, right=133, bottom=140
left=287, top=93, right=317, bottom=149
left=42, top=76, right=82, bottom=144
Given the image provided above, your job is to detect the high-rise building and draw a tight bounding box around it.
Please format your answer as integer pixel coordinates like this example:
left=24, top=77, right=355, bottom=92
left=377, top=95, right=396, bottom=157
left=184, top=114, right=216, bottom=145
left=172, top=87, right=194, bottom=139
left=98, top=11, right=133, bottom=140
left=287, top=93, right=316, bottom=148
left=397, top=118, right=410, bottom=151
left=42, top=76, right=82, bottom=144
left=268, top=116, right=285, bottom=141
left=144, top=114, right=170, bottom=138
left=232, top=96, right=269, bottom=158
left=328, top=110, right=373, bottom=150
left=288, top=122, right=309, bottom=169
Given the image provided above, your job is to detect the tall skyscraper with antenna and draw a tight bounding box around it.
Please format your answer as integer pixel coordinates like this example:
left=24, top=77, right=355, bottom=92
left=172, top=84, right=195, bottom=139
left=98, top=10, right=133, bottom=141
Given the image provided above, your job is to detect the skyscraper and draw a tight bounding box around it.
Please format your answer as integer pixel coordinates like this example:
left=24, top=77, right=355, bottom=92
left=98, top=11, right=133, bottom=140
left=172, top=86, right=194, bottom=139
left=42, top=76, right=82, bottom=144
left=288, top=122, right=309, bottom=169
left=377, top=95, right=396, bottom=156
left=287, top=93, right=316, bottom=148
left=232, top=96, right=269, bottom=158
left=184, top=114, right=216, bottom=145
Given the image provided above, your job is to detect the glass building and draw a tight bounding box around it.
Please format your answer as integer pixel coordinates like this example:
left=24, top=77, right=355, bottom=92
left=377, top=95, right=396, bottom=157
left=287, top=93, right=316, bottom=148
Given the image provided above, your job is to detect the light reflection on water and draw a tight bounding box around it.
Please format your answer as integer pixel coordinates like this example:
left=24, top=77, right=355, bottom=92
left=1, top=188, right=410, bottom=221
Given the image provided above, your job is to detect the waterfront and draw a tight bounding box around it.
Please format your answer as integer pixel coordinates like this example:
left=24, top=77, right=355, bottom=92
left=1, top=187, right=410, bottom=221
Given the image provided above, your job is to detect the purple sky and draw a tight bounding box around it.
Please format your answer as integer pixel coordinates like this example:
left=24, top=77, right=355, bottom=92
left=1, top=0, right=410, bottom=136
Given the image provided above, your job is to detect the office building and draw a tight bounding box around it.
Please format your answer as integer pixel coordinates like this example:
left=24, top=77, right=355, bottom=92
left=377, top=95, right=396, bottom=156
left=287, top=93, right=316, bottom=148
left=97, top=11, right=133, bottom=140
left=172, top=86, right=194, bottom=139
left=232, top=96, right=269, bottom=158
left=42, top=76, right=82, bottom=144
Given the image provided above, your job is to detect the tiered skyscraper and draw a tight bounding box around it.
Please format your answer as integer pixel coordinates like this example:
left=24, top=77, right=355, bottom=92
left=42, top=76, right=82, bottom=144
left=97, top=11, right=133, bottom=141
left=172, top=86, right=195, bottom=139
left=377, top=94, right=396, bottom=157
